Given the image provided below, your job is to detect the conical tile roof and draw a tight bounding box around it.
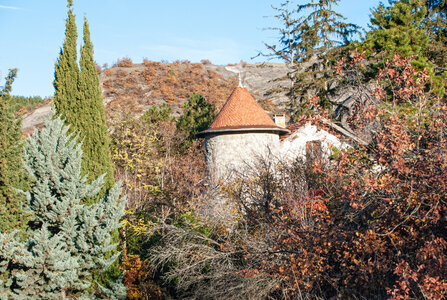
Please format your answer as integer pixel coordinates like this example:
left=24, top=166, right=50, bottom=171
left=197, top=87, right=289, bottom=136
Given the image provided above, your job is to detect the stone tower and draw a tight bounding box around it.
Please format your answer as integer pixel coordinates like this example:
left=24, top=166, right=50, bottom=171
left=197, top=87, right=289, bottom=182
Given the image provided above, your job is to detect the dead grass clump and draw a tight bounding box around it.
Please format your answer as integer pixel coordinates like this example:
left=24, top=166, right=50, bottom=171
left=115, top=57, right=133, bottom=68
left=104, top=69, right=114, bottom=77
left=103, top=79, right=113, bottom=89
left=143, top=59, right=162, bottom=68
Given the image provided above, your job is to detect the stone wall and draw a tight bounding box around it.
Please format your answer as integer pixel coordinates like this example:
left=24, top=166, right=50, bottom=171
left=205, top=132, right=280, bottom=182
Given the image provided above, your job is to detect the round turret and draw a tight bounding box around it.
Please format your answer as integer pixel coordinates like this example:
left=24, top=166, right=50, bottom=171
left=197, top=87, right=289, bottom=181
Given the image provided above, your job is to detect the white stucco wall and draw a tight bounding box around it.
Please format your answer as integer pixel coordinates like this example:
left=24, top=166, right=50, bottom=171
left=280, top=123, right=348, bottom=161
left=205, top=132, right=280, bottom=182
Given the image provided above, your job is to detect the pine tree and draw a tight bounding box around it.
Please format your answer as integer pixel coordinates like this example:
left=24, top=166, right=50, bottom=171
left=177, top=93, right=215, bottom=146
left=0, top=118, right=126, bottom=299
left=363, top=0, right=446, bottom=96
left=292, top=0, right=360, bottom=113
left=425, top=0, right=447, bottom=96
left=363, top=0, right=429, bottom=65
left=53, top=0, right=79, bottom=123
left=78, top=17, right=115, bottom=202
left=0, top=69, right=28, bottom=236
left=263, top=0, right=360, bottom=117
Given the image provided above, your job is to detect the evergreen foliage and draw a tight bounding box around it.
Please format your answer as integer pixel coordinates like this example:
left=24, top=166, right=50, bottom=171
left=262, top=0, right=360, bottom=117
left=177, top=93, right=215, bottom=144
left=78, top=17, right=115, bottom=200
left=363, top=0, right=446, bottom=96
left=53, top=1, right=114, bottom=205
left=363, top=0, right=429, bottom=67
left=294, top=0, right=359, bottom=63
left=140, top=103, right=172, bottom=125
left=9, top=95, right=44, bottom=114
left=292, top=0, right=360, bottom=112
left=0, top=69, right=29, bottom=236
left=53, top=0, right=79, bottom=122
left=0, top=118, right=126, bottom=299
left=425, top=0, right=447, bottom=92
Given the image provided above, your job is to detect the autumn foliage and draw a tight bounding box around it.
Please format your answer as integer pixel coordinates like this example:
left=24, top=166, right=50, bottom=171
left=229, top=53, right=447, bottom=299
left=139, top=53, right=447, bottom=299
left=106, top=51, right=447, bottom=298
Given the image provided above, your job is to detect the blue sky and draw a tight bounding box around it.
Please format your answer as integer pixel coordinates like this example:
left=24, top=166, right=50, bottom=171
left=0, top=0, right=381, bottom=97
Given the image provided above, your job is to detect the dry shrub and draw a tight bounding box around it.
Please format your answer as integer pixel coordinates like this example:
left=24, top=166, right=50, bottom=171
left=103, top=59, right=237, bottom=123
left=104, top=68, right=114, bottom=77
left=201, top=59, right=211, bottom=65
left=116, top=69, right=128, bottom=77
left=103, top=79, right=113, bottom=89
left=143, top=59, right=162, bottom=68
left=140, top=68, right=156, bottom=83
left=149, top=220, right=278, bottom=300
left=121, top=250, right=163, bottom=300
left=115, top=57, right=133, bottom=67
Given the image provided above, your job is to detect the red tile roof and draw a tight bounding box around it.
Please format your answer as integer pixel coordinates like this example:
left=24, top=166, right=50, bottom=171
left=198, top=87, right=289, bottom=136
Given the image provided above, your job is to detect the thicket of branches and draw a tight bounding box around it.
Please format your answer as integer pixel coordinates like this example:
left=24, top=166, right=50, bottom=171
left=136, top=53, right=447, bottom=299
left=2, top=1, right=447, bottom=299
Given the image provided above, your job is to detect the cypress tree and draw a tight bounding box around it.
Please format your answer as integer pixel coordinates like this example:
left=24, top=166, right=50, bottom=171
left=53, top=1, right=115, bottom=204
left=53, top=0, right=79, bottom=124
left=0, top=69, right=28, bottom=235
left=78, top=17, right=115, bottom=202
left=0, top=118, right=126, bottom=299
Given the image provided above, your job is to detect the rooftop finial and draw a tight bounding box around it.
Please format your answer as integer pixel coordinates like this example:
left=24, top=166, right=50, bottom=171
left=225, top=62, right=245, bottom=89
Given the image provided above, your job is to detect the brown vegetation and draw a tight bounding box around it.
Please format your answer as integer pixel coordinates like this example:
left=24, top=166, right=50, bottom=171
left=100, top=60, right=237, bottom=122
left=115, top=57, right=134, bottom=68
left=132, top=53, right=447, bottom=299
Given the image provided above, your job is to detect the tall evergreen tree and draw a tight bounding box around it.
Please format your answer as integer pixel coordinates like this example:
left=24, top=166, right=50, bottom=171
left=53, top=1, right=115, bottom=204
left=263, top=0, right=360, bottom=117
left=52, top=0, right=118, bottom=287
left=0, top=69, right=28, bottom=235
left=292, top=0, right=360, bottom=113
left=53, top=0, right=79, bottom=123
left=78, top=17, right=115, bottom=201
left=0, top=118, right=126, bottom=299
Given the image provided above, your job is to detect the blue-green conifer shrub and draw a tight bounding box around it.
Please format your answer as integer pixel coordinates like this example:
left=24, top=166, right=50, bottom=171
left=0, top=118, right=126, bottom=299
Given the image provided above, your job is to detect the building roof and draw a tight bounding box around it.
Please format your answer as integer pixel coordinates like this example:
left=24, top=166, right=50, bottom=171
left=197, top=87, right=289, bottom=136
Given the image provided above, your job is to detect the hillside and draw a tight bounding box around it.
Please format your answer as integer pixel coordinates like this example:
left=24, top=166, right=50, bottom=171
left=22, top=60, right=292, bottom=134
